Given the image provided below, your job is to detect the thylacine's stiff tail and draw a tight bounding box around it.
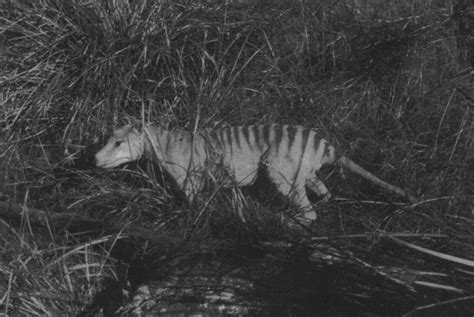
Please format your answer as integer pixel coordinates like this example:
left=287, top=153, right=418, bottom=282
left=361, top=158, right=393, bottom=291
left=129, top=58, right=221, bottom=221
left=338, top=157, right=417, bottom=203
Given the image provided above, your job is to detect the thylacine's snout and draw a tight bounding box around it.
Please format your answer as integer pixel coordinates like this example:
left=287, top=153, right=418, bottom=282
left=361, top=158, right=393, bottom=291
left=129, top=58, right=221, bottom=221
left=94, top=133, right=143, bottom=169
left=93, top=154, right=101, bottom=167
left=94, top=147, right=114, bottom=168
left=94, top=149, right=104, bottom=167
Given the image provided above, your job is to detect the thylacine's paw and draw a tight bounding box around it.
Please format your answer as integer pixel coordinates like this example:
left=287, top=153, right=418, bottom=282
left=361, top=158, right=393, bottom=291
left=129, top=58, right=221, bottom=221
left=319, top=192, right=331, bottom=203
left=303, top=210, right=317, bottom=221
left=287, top=211, right=317, bottom=236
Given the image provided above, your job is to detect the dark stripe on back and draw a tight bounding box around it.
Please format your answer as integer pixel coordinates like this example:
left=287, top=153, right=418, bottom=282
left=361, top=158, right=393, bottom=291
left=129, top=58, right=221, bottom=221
left=216, top=129, right=224, bottom=148
left=262, top=124, right=270, bottom=149
left=313, top=132, right=324, bottom=155
left=224, top=127, right=232, bottom=150
left=208, top=129, right=218, bottom=147
left=253, top=125, right=261, bottom=151
left=242, top=125, right=250, bottom=147
left=300, top=128, right=310, bottom=153
left=287, top=126, right=298, bottom=150
left=274, top=125, right=283, bottom=147
left=232, top=126, right=241, bottom=149
left=324, top=140, right=330, bottom=155
left=217, top=129, right=224, bottom=150
left=219, top=127, right=228, bottom=151
left=164, top=130, right=172, bottom=154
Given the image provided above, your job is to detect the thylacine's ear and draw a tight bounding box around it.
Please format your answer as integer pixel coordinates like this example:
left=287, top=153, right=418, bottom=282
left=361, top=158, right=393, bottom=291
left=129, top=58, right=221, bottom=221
left=124, top=117, right=144, bottom=132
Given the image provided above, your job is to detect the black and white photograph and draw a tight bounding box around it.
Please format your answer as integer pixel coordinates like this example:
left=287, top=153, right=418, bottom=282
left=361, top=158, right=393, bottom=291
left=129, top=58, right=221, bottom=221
left=0, top=0, right=473, bottom=315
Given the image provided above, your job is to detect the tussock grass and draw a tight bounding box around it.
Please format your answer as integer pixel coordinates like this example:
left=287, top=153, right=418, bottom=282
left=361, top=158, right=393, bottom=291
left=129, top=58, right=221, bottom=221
left=1, top=0, right=473, bottom=315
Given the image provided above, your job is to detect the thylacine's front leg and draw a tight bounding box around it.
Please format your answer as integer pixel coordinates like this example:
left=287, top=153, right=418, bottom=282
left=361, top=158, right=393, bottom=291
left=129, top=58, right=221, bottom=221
left=173, top=167, right=204, bottom=203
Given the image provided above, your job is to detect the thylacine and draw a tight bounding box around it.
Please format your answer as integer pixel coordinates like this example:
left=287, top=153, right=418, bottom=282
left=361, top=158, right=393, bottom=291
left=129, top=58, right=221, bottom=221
left=95, top=123, right=416, bottom=223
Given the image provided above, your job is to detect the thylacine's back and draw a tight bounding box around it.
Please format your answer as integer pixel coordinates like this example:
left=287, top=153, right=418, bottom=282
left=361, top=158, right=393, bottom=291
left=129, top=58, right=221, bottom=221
left=203, top=124, right=330, bottom=182
left=95, top=123, right=415, bottom=224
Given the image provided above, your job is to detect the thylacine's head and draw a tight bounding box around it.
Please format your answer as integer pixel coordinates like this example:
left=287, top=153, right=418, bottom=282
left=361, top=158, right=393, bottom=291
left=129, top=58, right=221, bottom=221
left=95, top=124, right=144, bottom=168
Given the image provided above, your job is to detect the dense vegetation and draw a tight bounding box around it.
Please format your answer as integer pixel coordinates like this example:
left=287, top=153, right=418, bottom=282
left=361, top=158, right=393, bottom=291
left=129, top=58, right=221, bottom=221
left=1, top=0, right=472, bottom=315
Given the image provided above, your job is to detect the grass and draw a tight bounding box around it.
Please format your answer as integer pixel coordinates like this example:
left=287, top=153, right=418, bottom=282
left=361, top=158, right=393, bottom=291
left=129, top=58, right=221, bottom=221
left=0, top=0, right=473, bottom=315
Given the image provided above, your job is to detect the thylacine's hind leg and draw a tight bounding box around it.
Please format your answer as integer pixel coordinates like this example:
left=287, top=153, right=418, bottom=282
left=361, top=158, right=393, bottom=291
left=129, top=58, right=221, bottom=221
left=290, top=185, right=317, bottom=223
left=306, top=176, right=331, bottom=202
left=266, top=167, right=316, bottom=223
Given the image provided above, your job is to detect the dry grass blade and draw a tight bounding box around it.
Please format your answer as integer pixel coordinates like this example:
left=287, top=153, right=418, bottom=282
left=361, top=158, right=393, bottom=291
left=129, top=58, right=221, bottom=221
left=413, top=281, right=464, bottom=293
left=389, top=236, right=474, bottom=267
left=402, top=295, right=474, bottom=317
left=310, top=232, right=449, bottom=241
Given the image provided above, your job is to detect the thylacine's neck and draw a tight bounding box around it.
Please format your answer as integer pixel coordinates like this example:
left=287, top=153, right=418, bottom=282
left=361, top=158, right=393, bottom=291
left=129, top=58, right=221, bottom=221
left=142, top=126, right=195, bottom=161
left=142, top=126, right=170, bottom=161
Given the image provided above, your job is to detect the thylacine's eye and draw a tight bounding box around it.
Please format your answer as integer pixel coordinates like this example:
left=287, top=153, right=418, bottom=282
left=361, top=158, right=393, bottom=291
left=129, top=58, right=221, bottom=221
left=114, top=141, right=122, bottom=147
